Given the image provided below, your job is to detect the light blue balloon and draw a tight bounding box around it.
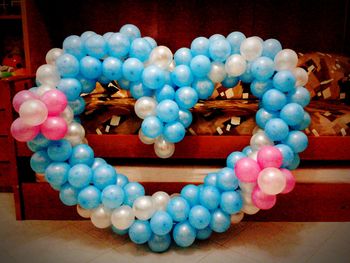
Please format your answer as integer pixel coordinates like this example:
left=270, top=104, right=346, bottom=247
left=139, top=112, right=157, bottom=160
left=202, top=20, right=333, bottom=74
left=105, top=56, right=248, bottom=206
left=107, top=33, right=130, bottom=58
left=291, top=111, right=311, bottom=131
left=76, top=75, right=96, bottom=93
left=150, top=211, right=173, bottom=235
left=45, top=162, right=70, bottom=186
left=189, top=205, right=211, bottom=230
left=141, top=116, right=163, bottom=138
left=68, top=97, right=86, bottom=115
left=178, top=109, right=192, bottom=128
left=275, top=144, right=295, bottom=168
left=128, top=220, right=152, bottom=244
left=166, top=196, right=190, bottom=222
left=208, top=39, right=231, bottom=62
left=130, top=82, right=153, bottom=99
left=102, top=57, right=123, bottom=81
left=171, top=65, right=193, bottom=87
left=63, top=35, right=85, bottom=59
left=287, top=86, right=310, bottom=107
left=220, top=191, right=242, bottom=215
left=193, top=78, right=214, bottom=100
left=262, top=39, right=282, bottom=59
left=199, top=185, right=220, bottom=210
left=92, top=164, right=117, bottom=190
left=155, top=84, right=175, bottom=101
left=81, top=31, right=96, bottom=42
left=181, top=184, right=199, bottom=207
left=142, top=65, right=166, bottom=89
left=222, top=76, right=239, bottom=88
left=209, top=34, right=225, bottom=42
left=57, top=78, right=82, bottom=101
left=242, top=146, right=253, bottom=156
left=83, top=34, right=107, bottom=59
left=156, top=99, right=179, bottom=123
left=226, top=151, right=246, bottom=169
left=226, top=31, right=246, bottom=54
left=116, top=173, right=129, bottom=188
left=265, top=118, right=289, bottom=141
left=129, top=38, right=152, bottom=62
left=102, top=185, right=124, bottom=209
left=56, top=53, right=80, bottom=77
left=280, top=103, right=305, bottom=126
left=120, top=24, right=141, bottom=41
left=122, top=57, right=144, bottom=82
left=91, top=157, right=107, bottom=170
left=68, top=164, right=93, bottom=188
left=123, top=182, right=145, bottom=207
left=173, top=221, right=196, bottom=247
left=148, top=233, right=171, bottom=253
left=69, top=144, right=94, bottom=166
left=251, top=56, right=275, bottom=81
left=31, top=133, right=50, bottom=148
left=216, top=167, right=238, bottom=191
left=163, top=121, right=186, bottom=143
left=262, top=89, right=287, bottom=111
left=282, top=131, right=308, bottom=153
left=103, top=32, right=113, bottom=41
left=190, top=55, right=211, bottom=78
left=204, top=173, right=217, bottom=187
left=210, top=208, right=231, bottom=233
left=112, top=225, right=128, bottom=235
left=27, top=141, right=43, bottom=152
left=30, top=150, right=52, bottom=174
left=240, top=61, right=254, bottom=83
left=287, top=153, right=300, bottom=170
left=175, top=86, right=198, bottom=109
left=255, top=107, right=279, bottom=129
left=251, top=79, right=273, bottom=98
left=79, top=56, right=102, bottom=80
left=47, top=139, right=72, bottom=162
left=190, top=37, right=210, bottom=57
left=273, top=70, right=296, bottom=92
left=174, top=47, right=193, bottom=65
left=196, top=226, right=212, bottom=240
left=118, top=78, right=131, bottom=90
left=77, top=185, right=101, bottom=209
left=143, top=36, right=157, bottom=49
left=59, top=183, right=79, bottom=206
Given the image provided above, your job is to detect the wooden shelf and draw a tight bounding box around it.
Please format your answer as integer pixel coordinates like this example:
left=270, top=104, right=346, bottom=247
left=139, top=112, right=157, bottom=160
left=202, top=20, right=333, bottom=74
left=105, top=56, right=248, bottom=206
left=0, top=15, right=21, bottom=20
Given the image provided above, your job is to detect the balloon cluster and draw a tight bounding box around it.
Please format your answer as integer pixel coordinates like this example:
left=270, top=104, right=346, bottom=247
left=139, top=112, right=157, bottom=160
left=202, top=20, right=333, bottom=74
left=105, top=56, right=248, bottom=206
left=9, top=24, right=310, bottom=252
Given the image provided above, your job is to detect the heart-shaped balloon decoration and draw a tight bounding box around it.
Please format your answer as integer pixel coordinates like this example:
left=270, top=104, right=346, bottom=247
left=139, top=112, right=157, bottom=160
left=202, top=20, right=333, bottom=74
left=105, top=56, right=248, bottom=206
left=10, top=24, right=310, bottom=252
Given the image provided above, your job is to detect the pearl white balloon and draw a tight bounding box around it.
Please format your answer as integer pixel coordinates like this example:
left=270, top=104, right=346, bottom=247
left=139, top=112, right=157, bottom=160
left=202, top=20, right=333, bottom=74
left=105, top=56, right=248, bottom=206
left=240, top=37, right=263, bottom=61
left=208, top=62, right=226, bottom=83
left=64, top=122, right=85, bottom=145
left=36, top=64, right=60, bottom=86
left=60, top=106, right=74, bottom=124
left=111, top=205, right=135, bottom=230
left=239, top=181, right=256, bottom=193
left=138, top=129, right=156, bottom=145
left=252, top=126, right=264, bottom=135
left=151, top=191, right=170, bottom=211
left=257, top=167, right=286, bottom=195
left=242, top=203, right=260, bottom=215
left=248, top=151, right=258, bottom=161
left=250, top=131, right=273, bottom=151
left=19, top=99, right=48, bottom=126
left=168, top=60, right=176, bottom=72
left=149, top=46, right=173, bottom=70
left=77, top=205, right=92, bottom=218
left=170, top=193, right=180, bottom=198
left=91, top=206, right=111, bottom=229
left=241, top=191, right=253, bottom=206
left=231, top=212, right=244, bottom=224
left=292, top=67, right=308, bottom=86
left=225, top=54, right=247, bottom=77
left=132, top=196, right=155, bottom=220
left=274, top=49, right=298, bottom=71
left=45, top=48, right=64, bottom=65
left=154, top=136, right=175, bottom=159
left=134, top=96, right=157, bottom=119
left=36, top=84, right=55, bottom=96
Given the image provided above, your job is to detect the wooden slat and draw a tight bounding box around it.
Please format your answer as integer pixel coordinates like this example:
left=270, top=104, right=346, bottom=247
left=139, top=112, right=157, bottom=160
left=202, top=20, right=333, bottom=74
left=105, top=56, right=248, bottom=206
left=0, top=111, right=8, bottom=135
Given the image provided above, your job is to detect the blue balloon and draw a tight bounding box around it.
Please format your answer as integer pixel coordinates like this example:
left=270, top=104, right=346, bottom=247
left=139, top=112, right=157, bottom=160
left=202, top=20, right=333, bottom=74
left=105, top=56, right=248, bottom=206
left=56, top=53, right=80, bottom=78
left=130, top=82, right=153, bottom=99
left=242, top=146, right=253, bottom=155
left=173, top=221, right=196, bottom=247
left=91, top=157, right=107, bottom=170
left=143, top=36, right=157, bottom=49
left=226, top=151, right=246, bottom=169
left=262, top=39, right=282, bottom=59
left=98, top=74, right=111, bottom=86
left=112, top=225, right=128, bottom=235
left=262, top=89, right=287, bottom=111
left=291, top=111, right=311, bottom=131
left=116, top=173, right=129, bottom=188
left=68, top=97, right=86, bottom=115
left=196, top=226, right=212, bottom=240
left=128, top=220, right=152, bottom=244
left=166, top=196, right=190, bottom=222
left=102, top=57, right=123, bottom=81
left=148, top=233, right=171, bottom=253
left=251, top=57, right=275, bottom=81
left=240, top=61, right=254, bottom=83
left=178, top=109, right=193, bottom=128
left=122, top=58, right=144, bottom=82
left=209, top=39, right=231, bottom=62
left=190, top=55, right=211, bottom=78
left=107, top=33, right=130, bottom=58
left=171, top=65, right=193, bottom=87
left=163, top=121, right=186, bottom=143
left=57, top=78, right=82, bottom=101
left=81, top=31, right=96, bottom=42
left=141, top=116, right=163, bottom=138
left=79, top=56, right=102, bottom=80
left=181, top=184, right=199, bottom=207
left=83, top=34, right=107, bottom=59
left=92, top=164, right=117, bottom=190
left=118, top=78, right=131, bottom=90
left=287, top=153, right=300, bottom=170
left=77, top=185, right=101, bottom=209
left=199, top=186, right=220, bottom=210
left=280, top=103, right=305, bottom=126
left=175, top=86, right=198, bottom=109
left=27, top=141, right=43, bottom=152
left=155, top=84, right=175, bottom=101
left=251, top=79, right=273, bottom=98
left=47, top=139, right=72, bottom=162
left=193, top=78, right=214, bottom=99
left=76, top=75, right=96, bottom=93
left=255, top=107, right=279, bottom=129
left=275, top=144, right=295, bottom=168
left=102, top=185, right=124, bottom=209
left=191, top=37, right=210, bottom=57
left=226, top=31, right=246, bottom=54
left=210, top=208, right=231, bottom=233
left=150, top=211, right=173, bottom=235
left=59, top=183, right=79, bottom=206
left=222, top=76, right=239, bottom=88
left=220, top=191, right=242, bottom=215
left=68, top=164, right=93, bottom=188
left=142, top=65, right=166, bottom=89
left=103, top=32, right=113, bottom=41
left=189, top=205, right=211, bottom=230
left=30, top=150, right=52, bottom=174
left=120, top=24, right=141, bottom=41
left=265, top=118, right=289, bottom=141
left=282, top=131, right=308, bottom=153
left=156, top=99, right=179, bottom=123
left=45, top=162, right=70, bottom=186
left=174, top=47, right=193, bottom=66
left=31, top=133, right=50, bottom=148
left=63, top=35, right=85, bottom=59
left=69, top=144, right=94, bottom=166
left=216, top=167, right=239, bottom=191
left=129, top=38, right=152, bottom=62
left=287, top=86, right=310, bottom=107
left=204, top=173, right=217, bottom=187
left=209, top=34, right=226, bottom=42
left=273, top=70, right=296, bottom=92
left=123, top=182, right=145, bottom=207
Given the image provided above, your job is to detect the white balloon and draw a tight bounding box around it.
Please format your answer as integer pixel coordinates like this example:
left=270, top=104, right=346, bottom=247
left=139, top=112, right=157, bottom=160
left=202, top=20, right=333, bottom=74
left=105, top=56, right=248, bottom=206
left=60, top=106, right=74, bottom=124
left=241, top=191, right=253, bottom=206
left=239, top=181, right=256, bottom=193
left=154, top=136, right=175, bottom=159
left=19, top=99, right=48, bottom=126
left=36, top=64, right=60, bottom=86
left=292, top=67, right=308, bottom=86
left=170, top=193, right=180, bottom=198
left=149, top=46, right=173, bottom=70
left=133, top=196, right=155, bottom=220
left=252, top=126, right=264, bottom=135
left=240, top=37, right=263, bottom=61
left=274, top=49, right=298, bottom=71
left=248, top=151, right=258, bottom=161
left=64, top=122, right=86, bottom=146
left=208, top=62, right=226, bottom=83
left=91, top=206, right=111, bottom=229
left=250, top=131, right=273, bottom=151
left=77, top=205, right=92, bottom=218
left=111, top=205, right=135, bottom=230
left=231, top=212, right=244, bottom=224
left=152, top=191, right=170, bottom=211
left=225, top=54, right=247, bottom=77
left=138, top=129, right=156, bottom=145
left=36, top=84, right=55, bottom=96
left=168, top=60, right=176, bottom=72
left=242, top=204, right=260, bottom=215
left=134, top=96, right=157, bottom=119
left=45, top=48, right=64, bottom=65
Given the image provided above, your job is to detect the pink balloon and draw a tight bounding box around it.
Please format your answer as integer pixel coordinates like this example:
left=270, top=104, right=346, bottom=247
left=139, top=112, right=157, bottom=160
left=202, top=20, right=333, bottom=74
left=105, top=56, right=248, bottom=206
left=280, top=168, right=296, bottom=194
left=10, top=117, right=40, bottom=142
left=257, top=146, right=283, bottom=169
left=12, top=90, right=38, bottom=112
left=235, top=157, right=261, bottom=183
left=40, top=117, right=67, bottom=140
left=257, top=167, right=286, bottom=195
left=252, top=186, right=276, bottom=210
left=41, top=89, right=67, bottom=116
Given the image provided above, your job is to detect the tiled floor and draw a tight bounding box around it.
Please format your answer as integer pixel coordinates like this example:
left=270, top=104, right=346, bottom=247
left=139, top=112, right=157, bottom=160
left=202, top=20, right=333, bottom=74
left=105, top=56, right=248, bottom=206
left=0, top=193, right=349, bottom=263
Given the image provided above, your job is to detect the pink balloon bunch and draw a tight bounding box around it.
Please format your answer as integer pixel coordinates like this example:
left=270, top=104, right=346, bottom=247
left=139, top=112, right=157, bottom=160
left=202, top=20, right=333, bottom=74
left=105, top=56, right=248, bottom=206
left=235, top=146, right=296, bottom=210
left=11, top=89, right=68, bottom=141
